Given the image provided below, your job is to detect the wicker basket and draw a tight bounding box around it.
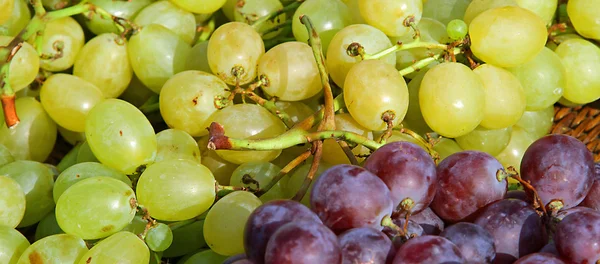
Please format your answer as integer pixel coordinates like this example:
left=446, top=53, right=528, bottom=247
left=551, top=100, right=600, bottom=163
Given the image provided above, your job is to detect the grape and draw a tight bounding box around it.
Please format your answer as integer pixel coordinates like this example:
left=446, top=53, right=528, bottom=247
left=430, top=151, right=507, bottom=222
left=53, top=162, right=131, bottom=203
left=540, top=242, right=561, bottom=256
left=284, top=160, right=333, bottom=205
left=163, top=219, right=207, bottom=258
left=390, top=218, right=424, bottom=239
left=447, top=19, right=468, bottom=40
left=515, top=106, right=555, bottom=139
left=76, top=141, right=99, bottom=164
left=419, top=62, right=485, bottom=138
left=56, top=176, right=136, bottom=240
left=469, top=6, right=547, bottom=68
left=117, top=74, right=155, bottom=108
left=386, top=131, right=427, bottom=150
left=41, top=0, right=71, bottom=10
left=134, top=1, right=196, bottom=45
left=204, top=191, right=262, bottom=256
left=0, top=144, right=14, bottom=167
left=155, top=128, right=201, bottom=163
left=358, top=0, right=423, bottom=37
left=473, top=64, right=526, bottom=129
left=145, top=223, right=173, bottom=252
left=410, top=207, right=444, bottom=235
left=495, top=127, right=537, bottom=174
left=322, top=113, right=373, bottom=165
left=401, top=68, right=431, bottom=135
left=77, top=231, right=149, bottom=264
left=440, top=222, right=496, bottom=263
left=0, top=0, right=13, bottom=24
left=184, top=41, right=212, bottom=73
left=258, top=41, right=321, bottom=101
left=84, top=0, right=153, bottom=35
left=326, top=24, right=395, bottom=88
left=34, top=211, right=64, bottom=241
left=567, top=0, right=600, bottom=40
left=170, top=0, right=226, bottom=14
left=29, top=16, right=84, bottom=72
left=344, top=59, right=409, bottom=131
left=85, top=99, right=157, bottom=174
left=456, top=126, right=512, bottom=156
left=338, top=227, right=395, bottom=264
left=433, top=138, right=463, bottom=161
left=422, top=0, right=471, bottom=25
left=179, top=249, right=228, bottom=264
left=0, top=160, right=55, bottom=228
left=264, top=220, right=341, bottom=264
left=273, top=101, right=314, bottom=125
left=233, top=0, right=285, bottom=39
left=0, top=0, right=30, bottom=39
left=344, top=0, right=365, bottom=24
left=463, top=0, right=517, bottom=25
left=198, top=136, right=239, bottom=185
left=520, top=134, right=595, bottom=210
left=137, top=159, right=216, bottom=221
left=40, top=73, right=105, bottom=132
left=0, top=36, right=39, bottom=92
left=207, top=22, right=265, bottom=86
left=505, top=190, right=531, bottom=202
left=392, top=235, right=465, bottom=263
left=474, top=199, right=546, bottom=262
left=0, top=225, right=30, bottom=264
left=57, top=126, right=86, bottom=146
left=16, top=234, right=88, bottom=264
left=554, top=39, right=600, bottom=104
left=120, top=214, right=146, bottom=236
left=0, top=175, right=26, bottom=228
left=554, top=210, right=600, bottom=263
left=514, top=253, right=566, bottom=264
left=582, top=165, right=600, bottom=210
left=230, top=162, right=285, bottom=203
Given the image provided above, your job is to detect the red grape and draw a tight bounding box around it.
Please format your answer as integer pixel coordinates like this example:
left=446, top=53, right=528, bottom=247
left=440, top=222, right=496, bottom=263
left=555, top=206, right=596, bottom=220
left=338, top=227, right=395, bottom=264
left=392, top=235, right=465, bottom=263
left=540, top=242, right=560, bottom=256
left=223, top=254, right=248, bottom=264
left=554, top=210, right=600, bottom=263
left=514, top=253, right=566, bottom=264
left=581, top=163, right=600, bottom=211
left=505, top=190, right=531, bottom=203
left=410, top=207, right=444, bottom=235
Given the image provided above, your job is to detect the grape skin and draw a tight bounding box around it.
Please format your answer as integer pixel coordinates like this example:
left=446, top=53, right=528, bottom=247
left=392, top=235, right=465, bottom=263
left=0, top=175, right=26, bottom=228
left=358, top=0, right=423, bottom=37
left=410, top=207, right=445, bottom=235
left=440, top=222, right=496, bottom=263
left=514, top=253, right=566, bottom=264
left=16, top=234, right=88, bottom=264
left=0, top=225, right=30, bottom=264
left=76, top=231, right=150, bottom=264
left=338, top=227, right=395, bottom=264
left=554, top=210, right=600, bottom=263
left=133, top=1, right=196, bottom=45
left=581, top=164, right=600, bottom=210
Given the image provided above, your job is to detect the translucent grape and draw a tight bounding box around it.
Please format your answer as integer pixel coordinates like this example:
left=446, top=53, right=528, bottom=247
left=155, top=129, right=201, bottom=163
left=455, top=126, right=512, bottom=156
left=567, top=0, right=600, bottom=40
left=57, top=126, right=86, bottom=146
left=84, top=0, right=153, bottom=35
left=392, top=235, right=465, bottom=263
left=77, top=231, right=149, bottom=264
left=163, top=219, right=207, bottom=258
left=34, top=211, right=64, bottom=241
left=344, top=0, right=365, bottom=24
left=291, top=0, right=353, bottom=53
left=29, top=16, right=83, bottom=72
left=358, top=0, right=423, bottom=37
left=446, top=19, right=467, bottom=40
left=0, top=36, right=39, bottom=92
left=515, top=106, right=555, bottom=139
left=0, top=175, right=26, bottom=228
left=76, top=141, right=99, bottom=164
left=16, top=234, right=88, bottom=264
left=53, top=162, right=131, bottom=203
left=423, top=0, right=471, bottom=25
left=322, top=113, right=373, bottom=165
left=0, top=0, right=31, bottom=39
left=495, top=127, right=537, bottom=174
left=0, top=144, right=14, bottom=167
left=403, top=72, right=432, bottom=134
left=230, top=162, right=284, bottom=203
left=554, top=39, right=600, bottom=104
left=145, top=223, right=173, bottom=252
left=169, top=0, right=226, bottom=14
left=515, top=0, right=557, bottom=25
left=386, top=131, right=427, bottom=150
left=273, top=101, right=314, bottom=124
left=180, top=249, right=228, bottom=264
left=433, top=138, right=463, bottom=161
left=134, top=1, right=196, bottom=45
left=0, top=225, right=30, bottom=264
left=184, top=41, right=212, bottom=73
left=463, top=0, right=517, bottom=25
left=198, top=137, right=239, bottom=185
left=233, top=0, right=285, bottom=39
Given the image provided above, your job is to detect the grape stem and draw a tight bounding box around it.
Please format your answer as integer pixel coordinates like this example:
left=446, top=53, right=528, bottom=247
left=392, top=126, right=440, bottom=164
left=496, top=167, right=548, bottom=215
left=381, top=215, right=408, bottom=239
left=251, top=0, right=304, bottom=32
left=138, top=95, right=160, bottom=114
left=338, top=140, right=359, bottom=165
left=215, top=184, right=252, bottom=197
left=260, top=20, right=292, bottom=37
left=292, top=141, right=323, bottom=202
left=348, top=39, right=449, bottom=61
left=255, top=149, right=311, bottom=197
left=196, top=15, right=216, bottom=44
left=398, top=47, right=462, bottom=77
left=379, top=111, right=396, bottom=145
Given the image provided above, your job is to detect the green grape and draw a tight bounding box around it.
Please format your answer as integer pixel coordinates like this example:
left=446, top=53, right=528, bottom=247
left=179, top=249, right=228, bottom=264
left=145, top=223, right=173, bottom=252
left=31, top=17, right=84, bottom=72
left=446, top=19, right=467, bottom=40
left=515, top=0, right=557, bottom=25
left=554, top=39, right=600, bottom=104
left=0, top=0, right=13, bottom=24
left=433, top=138, right=463, bottom=161
left=58, top=126, right=86, bottom=146
left=273, top=101, right=314, bottom=125
left=16, top=234, right=88, bottom=264
left=506, top=47, right=566, bottom=111
left=386, top=130, right=428, bottom=150
left=128, top=24, right=191, bottom=93
left=42, top=0, right=71, bottom=11
left=463, top=0, right=517, bottom=25
left=53, top=162, right=131, bottom=203
left=170, top=0, right=226, bottom=14
left=56, top=144, right=81, bottom=173
left=344, top=0, right=365, bottom=24
left=469, top=6, right=547, bottom=68
left=344, top=59, right=409, bottom=131
left=271, top=143, right=312, bottom=171
left=210, top=104, right=287, bottom=164
left=40, top=74, right=105, bottom=132
left=473, top=64, right=526, bottom=129
left=0, top=175, right=26, bottom=228
left=35, top=211, right=64, bottom=241
left=455, top=126, right=512, bottom=156
left=495, top=127, right=536, bottom=174
left=284, top=160, right=333, bottom=206
left=403, top=71, right=432, bottom=135
left=0, top=0, right=30, bottom=36
left=85, top=99, right=157, bottom=174
left=0, top=143, right=15, bottom=167
left=120, top=214, right=147, bottom=235
left=137, top=159, right=216, bottom=221
left=221, top=0, right=238, bottom=20
left=155, top=129, right=202, bottom=163
left=73, top=33, right=133, bottom=98
left=546, top=33, right=583, bottom=51
left=203, top=191, right=262, bottom=256
left=77, top=231, right=149, bottom=264
left=292, top=0, right=353, bottom=53
left=0, top=36, right=39, bottom=92
left=422, top=0, right=470, bottom=25
left=419, top=62, right=485, bottom=138
left=557, top=97, right=584, bottom=107
left=207, top=22, right=265, bottom=85
left=163, top=219, right=207, bottom=258
left=230, top=162, right=284, bottom=203
left=134, top=1, right=196, bottom=45
left=567, top=0, right=600, bottom=39
left=358, top=0, right=422, bottom=37
left=84, top=0, right=153, bottom=35
left=0, top=225, right=30, bottom=264
left=233, top=0, right=285, bottom=39
left=198, top=137, right=239, bottom=185
left=322, top=113, right=374, bottom=165
left=159, top=70, right=231, bottom=137
left=184, top=41, right=212, bottom=73
left=118, top=75, right=155, bottom=108
left=258, top=42, right=321, bottom=101
left=0, top=160, right=55, bottom=228
left=515, top=106, right=554, bottom=140
left=76, top=141, right=99, bottom=164
left=326, top=24, right=396, bottom=88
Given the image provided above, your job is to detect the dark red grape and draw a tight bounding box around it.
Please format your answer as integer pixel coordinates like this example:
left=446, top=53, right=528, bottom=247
left=244, top=200, right=322, bottom=264
left=389, top=218, right=424, bottom=250
left=505, top=190, right=531, bottom=202
left=514, top=253, right=566, bottom=264
left=581, top=163, right=600, bottom=211
left=392, top=235, right=465, bottom=264
left=310, top=164, right=394, bottom=233
left=554, top=210, right=600, bottom=263
left=474, top=199, right=546, bottom=263
left=410, top=207, right=444, bottom=235
left=520, top=134, right=595, bottom=210
left=264, top=220, right=341, bottom=264
left=363, top=141, right=438, bottom=214
left=440, top=222, right=496, bottom=264
left=338, top=227, right=395, bottom=264
left=555, top=206, right=596, bottom=221
left=223, top=254, right=249, bottom=264
left=430, top=151, right=507, bottom=222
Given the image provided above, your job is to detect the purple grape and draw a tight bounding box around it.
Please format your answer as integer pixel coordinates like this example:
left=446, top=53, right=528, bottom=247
left=392, top=235, right=465, bottom=264
left=244, top=200, right=322, bottom=264
left=505, top=190, right=531, bottom=202
left=554, top=210, right=600, bottom=263
left=539, top=242, right=560, bottom=256
left=338, top=227, right=395, bottom=264
left=388, top=218, right=424, bottom=250
left=473, top=199, right=546, bottom=263
left=520, top=134, right=595, bottom=210
left=410, top=207, right=444, bottom=235
left=264, top=220, right=341, bottom=264
left=555, top=206, right=596, bottom=221
left=223, top=254, right=248, bottom=264
left=514, top=253, right=566, bottom=264
left=440, top=222, right=496, bottom=264
left=310, top=164, right=394, bottom=233
left=430, top=151, right=507, bottom=222
left=363, top=141, right=438, bottom=214
left=581, top=164, right=600, bottom=211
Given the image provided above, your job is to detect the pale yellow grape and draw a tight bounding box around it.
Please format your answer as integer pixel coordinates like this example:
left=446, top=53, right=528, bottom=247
left=233, top=0, right=285, bottom=39
left=77, top=231, right=149, bottom=264
left=0, top=144, right=15, bottom=167
left=85, top=99, right=157, bottom=174
left=463, top=0, right=517, bottom=25
left=198, top=137, right=239, bottom=185
left=203, top=191, right=262, bottom=256
left=273, top=101, right=314, bottom=124
left=230, top=162, right=284, bottom=203
left=28, top=17, right=84, bottom=72
left=184, top=41, right=212, bottom=73
left=404, top=71, right=432, bottom=135
left=155, top=128, right=201, bottom=163
left=169, top=0, right=226, bottom=14
left=473, top=64, right=526, bottom=129
left=0, top=175, right=26, bottom=228
left=16, top=234, right=88, bottom=264
left=554, top=39, right=600, bottom=104
left=57, top=126, right=86, bottom=146
left=0, top=36, right=39, bottom=92
left=53, top=162, right=131, bottom=203
left=159, top=70, right=231, bottom=137
left=558, top=97, right=584, bottom=108
left=423, top=0, right=471, bottom=25
left=326, top=24, right=396, bottom=88
left=515, top=0, right=557, bottom=25
left=0, top=0, right=31, bottom=36
left=515, top=106, right=554, bottom=140
left=40, top=74, right=104, bottom=132
left=358, top=0, right=422, bottom=37
left=344, top=59, right=409, bottom=131
left=345, top=0, right=365, bottom=24
left=386, top=130, right=428, bottom=150
left=0, top=0, right=14, bottom=24
left=134, top=1, right=196, bottom=45
left=455, top=126, right=512, bottom=156
left=507, top=47, right=566, bottom=111
left=469, top=6, right=547, bottom=68
left=433, top=138, right=463, bottom=161
left=495, top=127, right=536, bottom=174
left=221, top=0, right=237, bottom=21
left=137, top=159, right=216, bottom=221
left=258, top=42, right=321, bottom=101
left=419, top=62, right=485, bottom=138
left=210, top=104, right=287, bottom=164
left=567, top=0, right=600, bottom=40
left=118, top=75, right=155, bottom=108
left=0, top=225, right=29, bottom=264
left=74, top=33, right=133, bottom=98
left=85, top=0, right=153, bottom=35
left=546, top=33, right=583, bottom=51
left=207, top=22, right=264, bottom=85
left=322, top=113, right=374, bottom=165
